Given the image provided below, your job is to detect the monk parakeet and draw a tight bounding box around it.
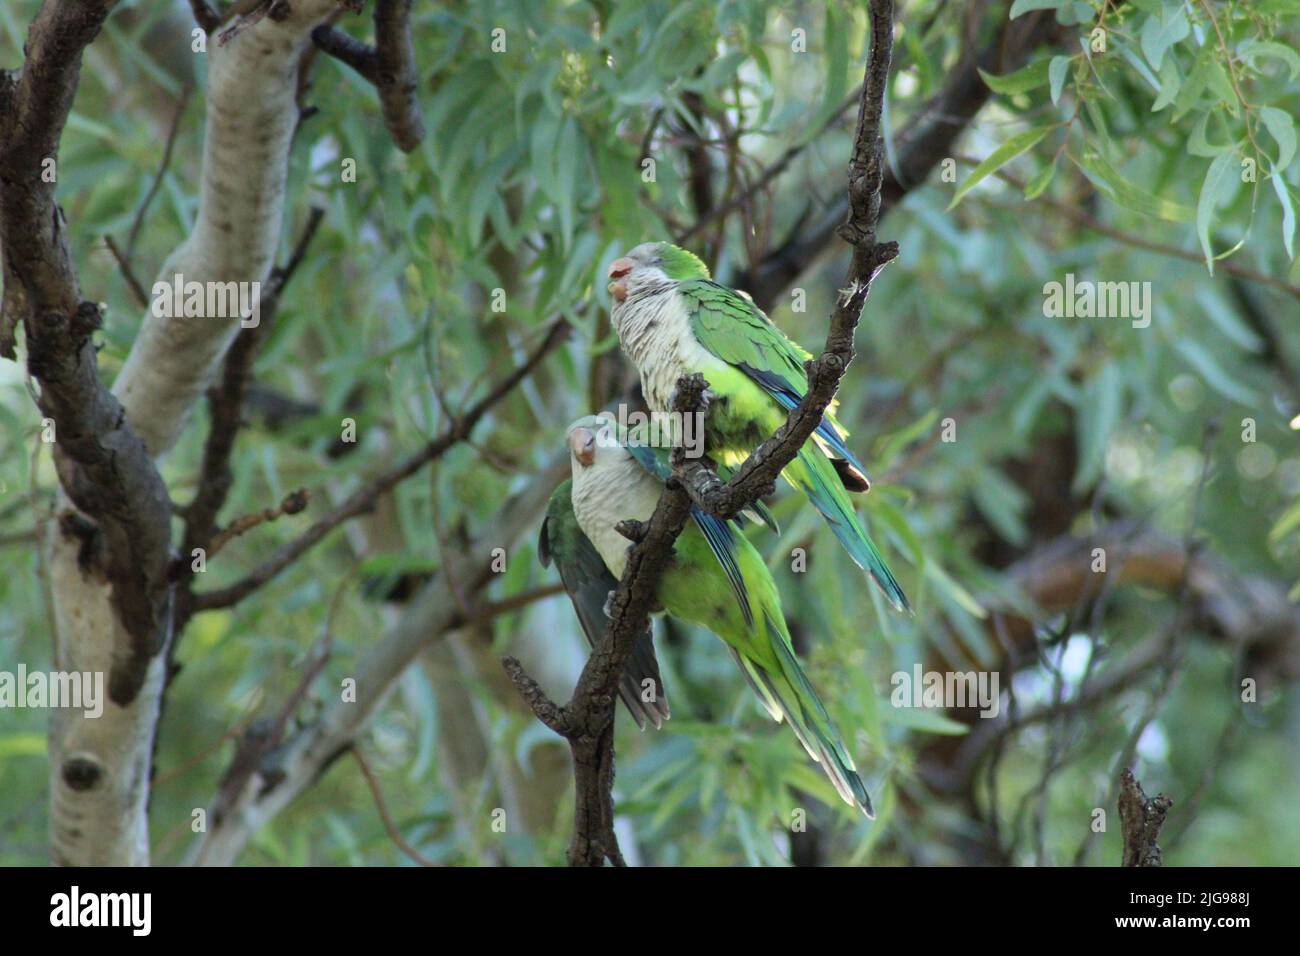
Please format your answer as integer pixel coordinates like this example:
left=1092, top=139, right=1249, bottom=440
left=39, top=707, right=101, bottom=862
left=565, top=414, right=873, bottom=816
left=540, top=480, right=671, bottom=730
left=606, top=242, right=909, bottom=613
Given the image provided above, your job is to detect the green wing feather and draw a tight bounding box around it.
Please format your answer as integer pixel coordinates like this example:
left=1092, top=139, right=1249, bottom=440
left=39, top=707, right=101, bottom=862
left=657, top=500, right=874, bottom=816
left=596, top=431, right=873, bottom=814
left=678, top=279, right=910, bottom=612
left=541, top=482, right=669, bottom=729
left=680, top=279, right=814, bottom=404
left=623, top=440, right=754, bottom=627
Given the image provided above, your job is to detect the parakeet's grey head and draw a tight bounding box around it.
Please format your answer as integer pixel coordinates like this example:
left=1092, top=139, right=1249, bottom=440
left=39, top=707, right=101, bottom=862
left=566, top=414, right=625, bottom=473
left=566, top=414, right=663, bottom=563
left=607, top=242, right=710, bottom=302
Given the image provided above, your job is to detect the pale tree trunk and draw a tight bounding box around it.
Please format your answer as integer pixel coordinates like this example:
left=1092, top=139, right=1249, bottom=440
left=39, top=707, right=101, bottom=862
left=19, top=0, right=343, bottom=867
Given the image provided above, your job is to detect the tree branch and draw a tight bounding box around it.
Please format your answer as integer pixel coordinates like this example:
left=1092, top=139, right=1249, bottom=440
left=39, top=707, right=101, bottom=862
left=311, top=23, right=377, bottom=80
left=372, top=0, right=425, bottom=152
left=0, top=0, right=122, bottom=357
left=187, top=0, right=221, bottom=34
left=124, top=88, right=190, bottom=267
left=976, top=159, right=1300, bottom=303
left=1118, top=769, right=1172, bottom=866
left=311, top=0, right=426, bottom=152
left=0, top=0, right=177, bottom=705
left=502, top=402, right=696, bottom=864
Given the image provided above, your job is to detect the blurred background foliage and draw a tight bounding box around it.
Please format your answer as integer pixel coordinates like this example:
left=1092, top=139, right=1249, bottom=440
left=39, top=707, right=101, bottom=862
left=1, top=0, right=1298, bottom=865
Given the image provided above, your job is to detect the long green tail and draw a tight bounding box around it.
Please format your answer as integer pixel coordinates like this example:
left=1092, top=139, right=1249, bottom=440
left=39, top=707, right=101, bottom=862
left=782, top=447, right=910, bottom=613
left=728, top=614, right=873, bottom=817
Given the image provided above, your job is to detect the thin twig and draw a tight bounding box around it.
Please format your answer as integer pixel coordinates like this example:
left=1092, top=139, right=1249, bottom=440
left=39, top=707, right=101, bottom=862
left=675, top=83, right=864, bottom=245
left=190, top=318, right=570, bottom=612
left=207, top=488, right=309, bottom=557
left=125, top=89, right=190, bottom=267
left=103, top=234, right=149, bottom=308
left=351, top=747, right=440, bottom=867
left=310, top=1, right=426, bottom=151
left=176, top=208, right=326, bottom=621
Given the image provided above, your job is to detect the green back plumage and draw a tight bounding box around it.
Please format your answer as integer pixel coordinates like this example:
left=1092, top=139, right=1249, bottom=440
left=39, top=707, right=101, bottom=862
left=674, top=276, right=911, bottom=613
left=681, top=277, right=812, bottom=399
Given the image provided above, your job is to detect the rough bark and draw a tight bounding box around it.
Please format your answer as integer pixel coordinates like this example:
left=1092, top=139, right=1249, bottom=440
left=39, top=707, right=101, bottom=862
left=1119, top=769, right=1172, bottom=867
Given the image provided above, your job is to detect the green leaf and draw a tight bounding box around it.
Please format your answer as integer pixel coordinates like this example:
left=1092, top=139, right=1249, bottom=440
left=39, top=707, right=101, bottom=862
left=972, top=468, right=1030, bottom=546
left=1024, top=158, right=1058, bottom=199
left=1258, top=107, right=1297, bottom=172
left=554, top=116, right=581, bottom=248
left=1075, top=150, right=1195, bottom=221
left=1270, top=499, right=1300, bottom=544
left=871, top=497, right=924, bottom=569
left=1151, top=55, right=1181, bottom=111
left=1139, top=5, right=1189, bottom=72
left=948, top=126, right=1052, bottom=209
left=1239, top=39, right=1300, bottom=79
left=874, top=407, right=940, bottom=467
left=1010, top=0, right=1067, bottom=17
left=0, top=734, right=46, bottom=758
left=925, top=561, right=987, bottom=619
left=978, top=59, right=1051, bottom=95
left=1172, top=48, right=1213, bottom=120
left=1173, top=338, right=1259, bottom=405
left=1073, top=362, right=1122, bottom=493
left=1206, top=61, right=1239, bottom=115
left=882, top=705, right=972, bottom=735
left=1188, top=112, right=1233, bottom=158
left=1272, top=174, right=1297, bottom=260
left=1049, top=55, right=1070, bottom=105
left=1196, top=151, right=1238, bottom=273
left=1195, top=287, right=1263, bottom=352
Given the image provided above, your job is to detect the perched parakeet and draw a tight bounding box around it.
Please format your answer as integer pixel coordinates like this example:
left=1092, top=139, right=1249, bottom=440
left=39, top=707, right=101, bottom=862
left=565, top=414, right=873, bottom=816
left=540, top=480, right=671, bottom=730
left=606, top=241, right=909, bottom=613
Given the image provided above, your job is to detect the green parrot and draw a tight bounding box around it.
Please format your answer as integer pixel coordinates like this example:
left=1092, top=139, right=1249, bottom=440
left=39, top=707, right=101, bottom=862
left=540, top=480, right=671, bottom=731
left=606, top=241, right=909, bottom=613
left=565, top=414, right=873, bottom=816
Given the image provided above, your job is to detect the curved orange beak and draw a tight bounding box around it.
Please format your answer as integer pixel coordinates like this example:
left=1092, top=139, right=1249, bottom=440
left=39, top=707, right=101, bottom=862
left=568, top=427, right=596, bottom=467
left=607, top=257, right=636, bottom=279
